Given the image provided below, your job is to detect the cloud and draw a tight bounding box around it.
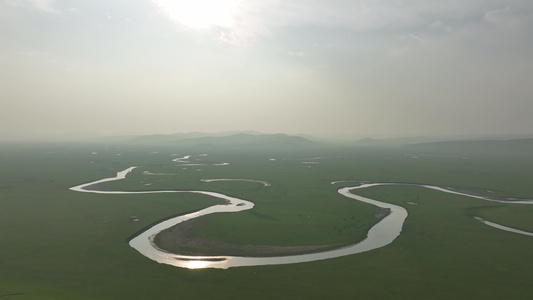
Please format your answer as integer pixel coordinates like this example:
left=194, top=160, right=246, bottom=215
left=408, top=34, right=424, bottom=43
left=232, top=1, right=457, bottom=32
left=286, top=51, right=306, bottom=57
left=171, top=0, right=532, bottom=47
left=484, top=6, right=530, bottom=31
left=3, top=0, right=533, bottom=137
left=5, top=0, right=61, bottom=14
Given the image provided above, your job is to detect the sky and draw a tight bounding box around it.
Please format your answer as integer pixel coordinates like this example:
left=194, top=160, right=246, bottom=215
left=1, top=0, right=533, bottom=139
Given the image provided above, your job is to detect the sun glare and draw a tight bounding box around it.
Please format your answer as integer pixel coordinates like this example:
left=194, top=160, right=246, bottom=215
left=154, top=0, right=236, bottom=29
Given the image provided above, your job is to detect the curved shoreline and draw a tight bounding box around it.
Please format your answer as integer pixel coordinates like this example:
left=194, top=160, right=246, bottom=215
left=70, top=167, right=533, bottom=269
left=201, top=178, right=271, bottom=187
left=153, top=216, right=342, bottom=257
left=474, top=217, right=533, bottom=237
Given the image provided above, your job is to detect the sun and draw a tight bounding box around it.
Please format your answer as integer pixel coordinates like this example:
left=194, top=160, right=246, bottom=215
left=153, top=0, right=237, bottom=29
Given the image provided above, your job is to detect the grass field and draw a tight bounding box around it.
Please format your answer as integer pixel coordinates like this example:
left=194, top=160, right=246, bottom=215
left=1, top=139, right=533, bottom=299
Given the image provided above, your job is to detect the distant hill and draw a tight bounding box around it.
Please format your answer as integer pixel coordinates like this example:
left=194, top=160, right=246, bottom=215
left=406, top=138, right=533, bottom=155
left=170, top=133, right=319, bottom=148
left=126, top=134, right=183, bottom=144
left=353, top=138, right=379, bottom=146
left=123, top=132, right=321, bottom=149
left=352, top=136, right=459, bottom=147
left=125, top=131, right=264, bottom=144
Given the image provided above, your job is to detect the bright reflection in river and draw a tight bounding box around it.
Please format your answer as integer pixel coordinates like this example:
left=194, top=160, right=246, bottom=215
left=183, top=260, right=210, bottom=269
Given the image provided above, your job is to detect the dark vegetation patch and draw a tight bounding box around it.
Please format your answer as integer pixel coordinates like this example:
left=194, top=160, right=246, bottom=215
left=154, top=217, right=342, bottom=257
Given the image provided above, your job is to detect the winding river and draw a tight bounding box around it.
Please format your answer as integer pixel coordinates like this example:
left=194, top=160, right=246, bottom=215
left=70, top=162, right=533, bottom=269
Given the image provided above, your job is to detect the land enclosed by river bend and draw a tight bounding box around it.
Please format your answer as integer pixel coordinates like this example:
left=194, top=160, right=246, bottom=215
left=154, top=218, right=341, bottom=256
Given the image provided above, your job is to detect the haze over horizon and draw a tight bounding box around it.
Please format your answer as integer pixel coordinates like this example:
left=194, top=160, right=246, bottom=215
left=2, top=1, right=533, bottom=138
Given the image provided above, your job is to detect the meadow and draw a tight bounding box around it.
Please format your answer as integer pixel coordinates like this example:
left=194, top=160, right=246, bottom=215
left=1, top=138, right=533, bottom=299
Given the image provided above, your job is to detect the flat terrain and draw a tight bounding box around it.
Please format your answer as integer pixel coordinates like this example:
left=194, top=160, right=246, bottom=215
left=154, top=217, right=341, bottom=256
left=1, top=139, right=533, bottom=299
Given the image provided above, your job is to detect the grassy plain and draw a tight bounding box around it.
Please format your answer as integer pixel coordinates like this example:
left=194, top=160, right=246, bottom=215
left=1, top=139, right=533, bottom=299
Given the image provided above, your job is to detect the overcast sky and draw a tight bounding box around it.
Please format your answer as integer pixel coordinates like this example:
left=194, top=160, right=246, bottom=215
left=1, top=0, right=533, bottom=138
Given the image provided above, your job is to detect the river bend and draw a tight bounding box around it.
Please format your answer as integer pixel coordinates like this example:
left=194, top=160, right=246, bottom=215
left=70, top=167, right=533, bottom=269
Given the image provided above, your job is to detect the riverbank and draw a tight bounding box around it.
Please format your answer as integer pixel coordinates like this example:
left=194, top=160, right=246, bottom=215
left=154, top=218, right=341, bottom=257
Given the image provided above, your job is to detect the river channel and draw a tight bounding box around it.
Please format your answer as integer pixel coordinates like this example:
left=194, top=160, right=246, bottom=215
left=71, top=165, right=533, bottom=269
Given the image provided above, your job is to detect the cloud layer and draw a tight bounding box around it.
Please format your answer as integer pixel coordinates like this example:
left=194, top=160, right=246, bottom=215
left=1, top=0, right=532, bottom=137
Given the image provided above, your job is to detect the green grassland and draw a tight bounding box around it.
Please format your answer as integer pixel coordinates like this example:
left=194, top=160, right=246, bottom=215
left=1, top=138, right=533, bottom=299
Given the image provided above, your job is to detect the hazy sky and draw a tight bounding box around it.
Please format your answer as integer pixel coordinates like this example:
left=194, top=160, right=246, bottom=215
left=2, top=0, right=533, bottom=138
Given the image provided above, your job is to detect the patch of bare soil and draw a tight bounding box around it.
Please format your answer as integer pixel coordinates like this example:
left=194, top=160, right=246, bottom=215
left=154, top=218, right=339, bottom=257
